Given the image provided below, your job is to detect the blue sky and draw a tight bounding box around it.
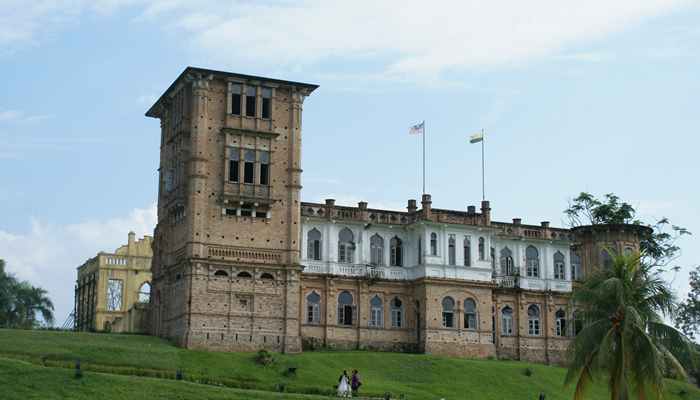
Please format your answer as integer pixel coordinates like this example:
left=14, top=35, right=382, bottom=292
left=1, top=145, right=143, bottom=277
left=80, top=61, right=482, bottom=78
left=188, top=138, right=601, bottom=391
left=0, top=1, right=698, bottom=325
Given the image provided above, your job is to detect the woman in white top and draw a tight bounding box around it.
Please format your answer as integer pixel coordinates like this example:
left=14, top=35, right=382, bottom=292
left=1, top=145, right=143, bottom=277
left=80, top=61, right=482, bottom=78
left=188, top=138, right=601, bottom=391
left=337, top=370, right=351, bottom=398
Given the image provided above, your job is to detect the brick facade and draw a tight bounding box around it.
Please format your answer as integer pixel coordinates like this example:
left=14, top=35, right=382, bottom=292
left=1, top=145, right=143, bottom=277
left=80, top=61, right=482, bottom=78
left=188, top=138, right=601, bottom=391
left=146, top=67, right=646, bottom=364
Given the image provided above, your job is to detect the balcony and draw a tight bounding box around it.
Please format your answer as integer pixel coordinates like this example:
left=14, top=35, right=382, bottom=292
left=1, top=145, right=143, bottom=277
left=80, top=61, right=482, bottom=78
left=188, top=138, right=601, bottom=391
left=302, top=261, right=409, bottom=280
left=495, top=275, right=518, bottom=288
left=223, top=182, right=272, bottom=203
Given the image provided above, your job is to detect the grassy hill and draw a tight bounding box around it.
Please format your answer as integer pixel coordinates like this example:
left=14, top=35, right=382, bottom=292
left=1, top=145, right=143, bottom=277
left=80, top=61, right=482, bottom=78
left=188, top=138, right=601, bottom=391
left=0, top=329, right=698, bottom=400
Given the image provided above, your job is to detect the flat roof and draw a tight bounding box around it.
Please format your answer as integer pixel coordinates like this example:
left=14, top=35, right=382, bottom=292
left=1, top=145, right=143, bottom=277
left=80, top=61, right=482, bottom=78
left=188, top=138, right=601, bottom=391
left=145, top=66, right=319, bottom=118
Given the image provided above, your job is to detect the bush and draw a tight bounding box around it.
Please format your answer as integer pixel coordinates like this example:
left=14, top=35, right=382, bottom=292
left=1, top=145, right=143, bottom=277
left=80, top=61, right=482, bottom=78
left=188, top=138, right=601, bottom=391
left=523, top=367, right=533, bottom=377
left=254, top=349, right=274, bottom=366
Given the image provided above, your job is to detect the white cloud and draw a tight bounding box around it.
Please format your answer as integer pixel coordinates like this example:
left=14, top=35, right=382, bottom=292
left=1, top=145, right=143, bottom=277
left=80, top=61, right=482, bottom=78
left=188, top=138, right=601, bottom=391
left=0, top=109, right=53, bottom=123
left=2, top=1, right=695, bottom=79
left=0, top=204, right=156, bottom=326
left=0, top=110, right=22, bottom=121
left=170, top=0, right=693, bottom=77
left=555, top=52, right=611, bottom=63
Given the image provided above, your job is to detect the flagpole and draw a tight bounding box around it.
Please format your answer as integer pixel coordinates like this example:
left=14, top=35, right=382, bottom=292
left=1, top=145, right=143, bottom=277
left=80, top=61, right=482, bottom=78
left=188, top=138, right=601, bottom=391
left=481, top=128, right=485, bottom=201
left=422, top=120, right=426, bottom=195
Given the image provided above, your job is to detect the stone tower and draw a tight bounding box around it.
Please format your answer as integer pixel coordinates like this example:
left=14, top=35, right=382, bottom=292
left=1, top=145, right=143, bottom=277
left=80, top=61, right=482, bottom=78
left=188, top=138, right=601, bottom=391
left=571, top=224, right=652, bottom=278
left=146, top=67, right=318, bottom=352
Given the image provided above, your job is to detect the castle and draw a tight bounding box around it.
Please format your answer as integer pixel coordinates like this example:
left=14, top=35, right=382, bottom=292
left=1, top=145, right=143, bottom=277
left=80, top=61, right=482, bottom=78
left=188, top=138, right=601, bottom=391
left=145, top=67, right=649, bottom=363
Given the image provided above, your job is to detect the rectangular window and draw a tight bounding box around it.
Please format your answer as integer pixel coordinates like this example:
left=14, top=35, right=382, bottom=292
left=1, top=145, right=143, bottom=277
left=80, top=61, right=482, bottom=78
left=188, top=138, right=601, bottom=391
left=502, top=317, right=513, bottom=336
left=391, top=310, right=402, bottom=328
left=464, top=237, right=471, bottom=267
left=338, top=244, right=346, bottom=263
left=338, top=305, right=353, bottom=325
left=464, top=313, right=476, bottom=329
left=261, top=87, right=272, bottom=119
left=229, top=160, right=239, bottom=182
left=231, top=84, right=242, bottom=115
left=529, top=320, right=540, bottom=336
left=225, top=208, right=237, bottom=216
left=259, top=151, right=270, bottom=185
left=442, top=312, right=454, bottom=328
left=228, top=147, right=239, bottom=182
left=370, top=308, right=382, bottom=327
left=556, top=319, right=566, bottom=336
left=244, top=162, right=254, bottom=183
left=555, top=263, right=565, bottom=280
left=307, top=304, right=319, bottom=324
left=240, top=203, right=253, bottom=217
left=106, top=279, right=123, bottom=311
left=245, top=86, right=256, bottom=117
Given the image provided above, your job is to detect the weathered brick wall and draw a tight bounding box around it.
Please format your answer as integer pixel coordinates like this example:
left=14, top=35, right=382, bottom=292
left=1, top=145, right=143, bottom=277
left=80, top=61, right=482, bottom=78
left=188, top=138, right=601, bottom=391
left=150, top=70, right=313, bottom=353
left=300, top=275, right=418, bottom=351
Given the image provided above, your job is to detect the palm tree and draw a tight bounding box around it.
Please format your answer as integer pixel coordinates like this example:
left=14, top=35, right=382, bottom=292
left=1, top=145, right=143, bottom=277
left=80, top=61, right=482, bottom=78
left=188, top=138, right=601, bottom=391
left=0, top=259, right=54, bottom=328
left=565, top=251, right=693, bottom=399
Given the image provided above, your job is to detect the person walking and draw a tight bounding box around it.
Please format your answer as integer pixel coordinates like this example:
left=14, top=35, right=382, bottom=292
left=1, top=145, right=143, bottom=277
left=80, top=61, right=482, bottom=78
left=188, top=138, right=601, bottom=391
left=351, top=369, right=362, bottom=397
left=337, top=370, right=351, bottom=398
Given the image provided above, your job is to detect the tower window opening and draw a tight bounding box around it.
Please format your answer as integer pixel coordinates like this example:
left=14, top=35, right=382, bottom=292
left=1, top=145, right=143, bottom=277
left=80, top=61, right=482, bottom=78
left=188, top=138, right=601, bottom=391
left=245, top=86, right=256, bottom=117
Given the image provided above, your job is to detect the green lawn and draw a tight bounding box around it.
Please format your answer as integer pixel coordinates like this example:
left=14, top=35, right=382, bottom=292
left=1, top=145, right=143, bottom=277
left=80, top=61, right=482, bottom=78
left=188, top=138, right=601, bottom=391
left=0, top=329, right=698, bottom=400
left=0, top=357, right=323, bottom=400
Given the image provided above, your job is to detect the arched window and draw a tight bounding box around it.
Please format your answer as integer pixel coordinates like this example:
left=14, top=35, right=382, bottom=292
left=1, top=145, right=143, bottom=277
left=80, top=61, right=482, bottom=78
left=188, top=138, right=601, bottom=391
left=391, top=297, right=403, bottom=328
left=463, top=237, right=471, bottom=267
left=370, top=234, right=384, bottom=266
left=464, top=299, right=477, bottom=330
left=448, top=235, right=456, bottom=266
left=500, top=247, right=514, bottom=275
left=478, top=237, right=485, bottom=260
left=214, top=269, right=229, bottom=277
left=442, top=297, right=455, bottom=328
left=571, top=251, right=582, bottom=281
left=337, top=291, right=354, bottom=326
left=624, top=247, right=634, bottom=257
left=138, top=282, right=151, bottom=303
left=555, top=309, right=566, bottom=337
left=369, top=295, right=383, bottom=327
left=528, top=305, right=540, bottom=336
left=338, top=228, right=355, bottom=264
left=307, top=228, right=322, bottom=261
left=501, top=306, right=513, bottom=336
left=237, top=271, right=252, bottom=278
left=260, top=272, right=274, bottom=280
left=306, top=291, right=321, bottom=324
left=526, top=246, right=540, bottom=277
left=390, top=236, right=403, bottom=266
left=430, top=233, right=438, bottom=256
left=490, top=247, right=496, bottom=270
left=601, top=249, right=613, bottom=269
left=553, top=251, right=566, bottom=280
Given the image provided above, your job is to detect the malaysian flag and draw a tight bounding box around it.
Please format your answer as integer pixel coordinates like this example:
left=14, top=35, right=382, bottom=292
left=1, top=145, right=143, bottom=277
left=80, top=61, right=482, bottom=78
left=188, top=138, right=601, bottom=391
left=408, top=121, right=424, bottom=135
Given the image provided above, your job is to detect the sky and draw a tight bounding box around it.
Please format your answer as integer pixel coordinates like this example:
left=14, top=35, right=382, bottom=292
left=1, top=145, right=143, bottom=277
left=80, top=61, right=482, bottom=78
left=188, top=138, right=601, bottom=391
left=0, top=0, right=698, bottom=326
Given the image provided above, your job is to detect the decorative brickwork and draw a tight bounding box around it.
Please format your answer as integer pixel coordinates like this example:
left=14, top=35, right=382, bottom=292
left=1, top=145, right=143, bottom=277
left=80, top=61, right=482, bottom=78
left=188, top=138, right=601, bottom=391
left=146, top=67, right=646, bottom=364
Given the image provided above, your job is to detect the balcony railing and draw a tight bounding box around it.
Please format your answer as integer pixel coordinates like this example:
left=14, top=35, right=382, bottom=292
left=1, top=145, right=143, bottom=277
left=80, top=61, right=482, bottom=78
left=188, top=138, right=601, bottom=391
left=224, top=183, right=271, bottom=202
left=495, top=275, right=518, bottom=288
left=302, top=261, right=408, bottom=280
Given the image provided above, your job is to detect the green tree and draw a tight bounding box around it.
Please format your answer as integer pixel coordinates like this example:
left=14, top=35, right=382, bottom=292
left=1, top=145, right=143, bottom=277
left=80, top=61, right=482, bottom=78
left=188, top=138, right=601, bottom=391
left=565, top=251, right=692, bottom=399
left=675, top=265, right=700, bottom=343
left=0, top=259, right=54, bottom=328
left=564, top=193, right=691, bottom=270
